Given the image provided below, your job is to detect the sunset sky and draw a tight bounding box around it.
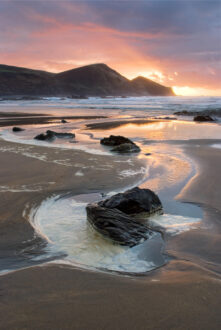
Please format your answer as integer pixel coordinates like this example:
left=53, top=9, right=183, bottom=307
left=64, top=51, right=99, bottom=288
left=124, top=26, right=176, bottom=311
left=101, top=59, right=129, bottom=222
left=0, top=0, right=221, bottom=96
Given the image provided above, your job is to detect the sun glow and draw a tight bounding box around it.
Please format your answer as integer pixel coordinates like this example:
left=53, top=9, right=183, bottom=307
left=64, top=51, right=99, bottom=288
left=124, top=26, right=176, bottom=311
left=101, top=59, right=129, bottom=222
left=173, top=86, right=221, bottom=97
left=138, top=71, right=165, bottom=83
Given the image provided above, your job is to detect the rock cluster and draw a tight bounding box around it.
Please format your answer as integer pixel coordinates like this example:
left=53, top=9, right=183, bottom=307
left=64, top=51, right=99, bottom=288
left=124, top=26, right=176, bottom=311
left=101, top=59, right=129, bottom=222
left=100, top=135, right=140, bottom=153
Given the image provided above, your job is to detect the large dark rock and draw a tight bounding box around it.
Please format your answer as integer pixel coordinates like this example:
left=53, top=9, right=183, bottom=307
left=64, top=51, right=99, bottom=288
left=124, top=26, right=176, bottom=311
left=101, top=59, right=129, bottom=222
left=86, top=204, right=153, bottom=247
left=34, top=130, right=75, bottom=141
left=86, top=187, right=163, bottom=246
left=61, top=119, right=67, bottom=123
left=194, top=115, right=214, bottom=122
left=12, top=127, right=24, bottom=132
left=101, top=135, right=140, bottom=153
left=99, top=187, right=162, bottom=216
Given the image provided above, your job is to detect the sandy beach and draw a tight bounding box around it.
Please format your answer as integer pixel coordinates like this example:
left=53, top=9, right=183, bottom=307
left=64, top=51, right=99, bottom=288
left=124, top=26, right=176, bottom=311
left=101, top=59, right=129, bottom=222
left=0, top=111, right=220, bottom=329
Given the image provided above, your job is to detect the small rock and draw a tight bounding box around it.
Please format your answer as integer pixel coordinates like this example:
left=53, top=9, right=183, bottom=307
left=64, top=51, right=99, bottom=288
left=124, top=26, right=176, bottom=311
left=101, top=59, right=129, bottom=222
left=12, top=127, right=24, bottom=132
left=194, top=115, right=214, bottom=122
left=34, top=131, right=55, bottom=141
left=61, top=119, right=67, bottom=123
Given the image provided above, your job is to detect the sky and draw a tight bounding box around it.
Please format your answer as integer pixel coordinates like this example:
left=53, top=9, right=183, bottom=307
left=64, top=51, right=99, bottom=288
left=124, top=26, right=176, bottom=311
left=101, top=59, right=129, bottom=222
left=0, top=0, right=221, bottom=96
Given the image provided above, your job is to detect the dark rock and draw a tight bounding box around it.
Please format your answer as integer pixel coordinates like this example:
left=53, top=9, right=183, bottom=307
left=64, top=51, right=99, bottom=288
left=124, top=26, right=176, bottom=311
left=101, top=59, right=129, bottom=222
left=34, top=131, right=55, bottom=141
left=86, top=187, right=163, bottom=246
left=145, top=153, right=151, bottom=156
left=46, top=130, right=75, bottom=139
left=157, top=116, right=177, bottom=120
left=100, top=135, right=140, bottom=153
left=193, top=115, right=214, bottom=122
left=101, top=135, right=134, bottom=146
left=174, top=110, right=189, bottom=115
left=12, top=126, right=24, bottom=132
left=61, top=119, right=67, bottom=123
left=174, top=109, right=221, bottom=118
left=34, top=130, right=75, bottom=141
left=69, top=95, right=88, bottom=99
left=111, top=143, right=140, bottom=153
left=99, top=187, right=162, bottom=216
left=86, top=204, right=153, bottom=247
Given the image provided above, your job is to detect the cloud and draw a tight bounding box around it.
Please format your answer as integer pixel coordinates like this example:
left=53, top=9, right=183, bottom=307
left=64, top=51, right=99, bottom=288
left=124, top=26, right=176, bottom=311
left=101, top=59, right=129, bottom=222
left=0, top=0, right=220, bottom=95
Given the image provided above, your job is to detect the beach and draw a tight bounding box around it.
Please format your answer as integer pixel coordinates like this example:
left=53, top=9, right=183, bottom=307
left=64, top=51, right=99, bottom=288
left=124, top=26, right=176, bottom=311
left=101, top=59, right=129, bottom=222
left=0, top=97, right=221, bottom=329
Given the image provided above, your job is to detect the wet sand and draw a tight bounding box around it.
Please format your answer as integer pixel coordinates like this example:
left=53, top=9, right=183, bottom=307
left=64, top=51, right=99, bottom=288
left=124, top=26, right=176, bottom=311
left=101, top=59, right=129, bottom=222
left=86, top=118, right=158, bottom=130
left=0, top=262, right=220, bottom=330
left=0, top=118, right=220, bottom=329
left=0, top=112, right=107, bottom=127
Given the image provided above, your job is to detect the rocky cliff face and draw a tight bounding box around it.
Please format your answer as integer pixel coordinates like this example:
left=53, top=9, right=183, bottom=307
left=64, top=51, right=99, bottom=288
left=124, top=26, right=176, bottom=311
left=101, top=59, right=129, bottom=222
left=0, top=63, right=175, bottom=97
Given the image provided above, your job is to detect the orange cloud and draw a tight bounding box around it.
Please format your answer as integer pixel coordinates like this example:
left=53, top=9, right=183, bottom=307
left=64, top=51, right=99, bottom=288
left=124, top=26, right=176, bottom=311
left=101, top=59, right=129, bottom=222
left=0, top=8, right=220, bottom=96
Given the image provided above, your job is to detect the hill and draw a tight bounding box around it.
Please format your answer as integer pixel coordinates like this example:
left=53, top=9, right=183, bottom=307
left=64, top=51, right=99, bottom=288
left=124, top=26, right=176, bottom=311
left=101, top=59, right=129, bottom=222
left=0, top=63, right=175, bottom=97
left=131, top=76, right=174, bottom=96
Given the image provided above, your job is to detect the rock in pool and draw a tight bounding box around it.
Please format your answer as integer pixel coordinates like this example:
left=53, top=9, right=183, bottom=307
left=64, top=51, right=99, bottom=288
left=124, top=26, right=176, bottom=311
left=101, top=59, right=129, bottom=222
left=100, top=135, right=140, bottom=153
left=193, top=115, right=214, bottom=122
left=34, top=130, right=75, bottom=141
left=86, top=187, right=163, bottom=247
left=12, top=127, right=25, bottom=132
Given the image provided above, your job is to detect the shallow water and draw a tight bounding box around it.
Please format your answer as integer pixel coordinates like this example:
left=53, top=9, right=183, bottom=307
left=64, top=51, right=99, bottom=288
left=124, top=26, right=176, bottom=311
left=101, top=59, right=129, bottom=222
left=29, top=193, right=201, bottom=274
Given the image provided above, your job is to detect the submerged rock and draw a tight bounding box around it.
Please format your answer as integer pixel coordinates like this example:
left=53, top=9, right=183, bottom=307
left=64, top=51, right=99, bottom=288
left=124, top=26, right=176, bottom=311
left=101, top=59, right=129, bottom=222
left=34, top=130, right=75, bottom=141
left=101, top=135, right=140, bottom=153
left=194, top=115, right=214, bottom=122
left=86, top=187, right=163, bottom=246
left=12, top=127, right=24, bottom=132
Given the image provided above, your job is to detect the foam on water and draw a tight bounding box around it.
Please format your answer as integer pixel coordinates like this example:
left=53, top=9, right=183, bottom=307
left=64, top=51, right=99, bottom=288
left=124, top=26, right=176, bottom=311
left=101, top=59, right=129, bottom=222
left=149, top=213, right=201, bottom=235
left=212, top=144, right=221, bottom=150
left=119, top=167, right=147, bottom=178
left=1, top=96, right=221, bottom=119
left=29, top=194, right=201, bottom=273
left=0, top=129, right=111, bottom=156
